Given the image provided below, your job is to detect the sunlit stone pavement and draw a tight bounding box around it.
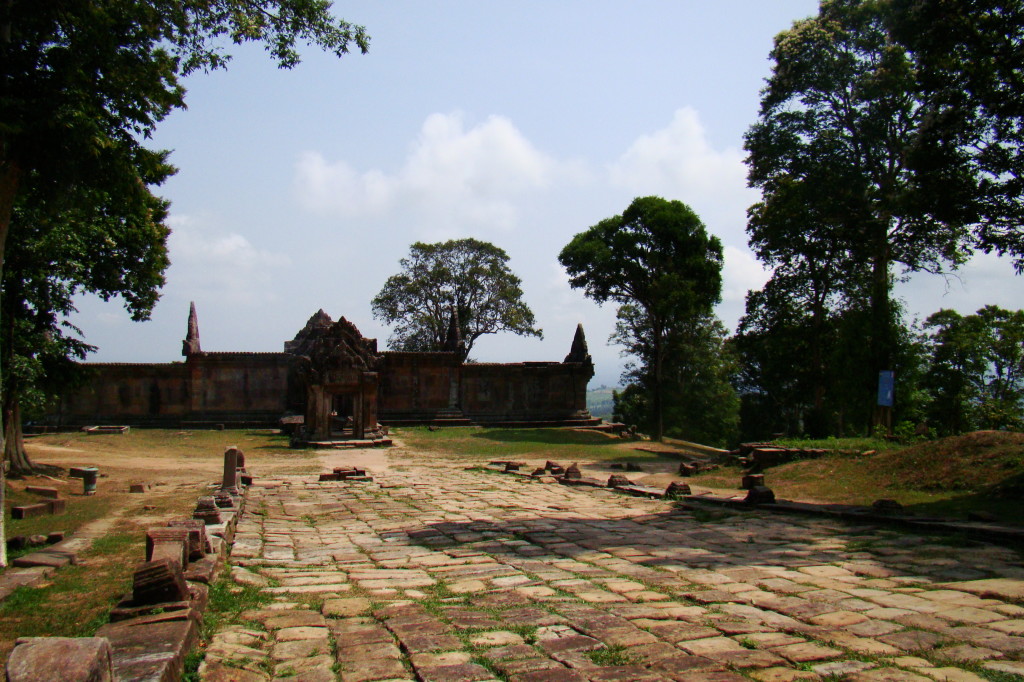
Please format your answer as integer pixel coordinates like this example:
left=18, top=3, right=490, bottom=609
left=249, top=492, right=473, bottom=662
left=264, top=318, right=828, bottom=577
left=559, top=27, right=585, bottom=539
left=199, top=465, right=1024, bottom=682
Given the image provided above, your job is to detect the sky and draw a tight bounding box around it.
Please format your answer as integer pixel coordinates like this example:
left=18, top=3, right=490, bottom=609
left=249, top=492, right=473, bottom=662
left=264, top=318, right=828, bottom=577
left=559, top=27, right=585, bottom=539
left=72, top=1, right=1024, bottom=388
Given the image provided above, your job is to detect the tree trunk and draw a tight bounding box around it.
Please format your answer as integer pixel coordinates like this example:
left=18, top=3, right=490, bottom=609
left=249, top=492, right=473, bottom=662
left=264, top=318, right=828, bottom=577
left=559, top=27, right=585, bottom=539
left=0, top=159, right=15, bottom=567
left=652, top=320, right=665, bottom=442
left=4, top=397, right=31, bottom=475
left=869, top=227, right=894, bottom=435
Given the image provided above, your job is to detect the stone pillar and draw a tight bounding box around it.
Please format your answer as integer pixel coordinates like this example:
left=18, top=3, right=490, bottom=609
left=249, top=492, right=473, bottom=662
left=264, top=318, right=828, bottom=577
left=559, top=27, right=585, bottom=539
left=221, top=447, right=239, bottom=494
left=350, top=389, right=362, bottom=440
left=362, top=372, right=379, bottom=436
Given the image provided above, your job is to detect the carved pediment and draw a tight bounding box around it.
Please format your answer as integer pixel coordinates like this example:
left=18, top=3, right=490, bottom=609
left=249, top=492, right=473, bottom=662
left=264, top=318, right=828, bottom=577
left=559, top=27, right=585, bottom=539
left=286, top=312, right=380, bottom=381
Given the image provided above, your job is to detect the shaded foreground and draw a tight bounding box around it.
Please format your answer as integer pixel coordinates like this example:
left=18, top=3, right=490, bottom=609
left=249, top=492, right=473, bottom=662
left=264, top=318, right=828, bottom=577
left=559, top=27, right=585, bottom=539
left=201, top=458, right=1024, bottom=681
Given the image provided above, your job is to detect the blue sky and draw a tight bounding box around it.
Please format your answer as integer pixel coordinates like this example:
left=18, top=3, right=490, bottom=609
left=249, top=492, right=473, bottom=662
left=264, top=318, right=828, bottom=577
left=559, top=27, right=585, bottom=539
left=73, top=1, right=1024, bottom=387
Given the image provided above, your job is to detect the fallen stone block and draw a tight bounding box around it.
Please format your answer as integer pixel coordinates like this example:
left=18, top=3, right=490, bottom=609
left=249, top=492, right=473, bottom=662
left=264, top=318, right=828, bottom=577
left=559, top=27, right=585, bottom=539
left=607, top=474, right=633, bottom=488
left=145, top=527, right=190, bottom=568
left=132, top=558, right=190, bottom=605
left=6, top=636, right=113, bottom=682
left=109, top=600, right=193, bottom=623
left=129, top=484, right=147, bottom=493
left=665, top=481, right=692, bottom=497
left=741, top=473, right=765, bottom=490
left=97, top=617, right=197, bottom=682
left=167, top=518, right=211, bottom=560
left=47, top=499, right=67, bottom=514
left=193, top=496, right=222, bottom=525
left=24, top=486, right=59, bottom=499
left=11, top=503, right=51, bottom=519
left=184, top=555, right=219, bottom=584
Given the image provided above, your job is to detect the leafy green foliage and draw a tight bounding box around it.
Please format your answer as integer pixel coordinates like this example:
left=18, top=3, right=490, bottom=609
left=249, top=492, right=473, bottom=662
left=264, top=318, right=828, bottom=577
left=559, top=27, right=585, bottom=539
left=733, top=280, right=928, bottom=439
left=890, top=0, right=1024, bottom=272
left=744, top=0, right=977, bottom=410
left=923, top=306, right=1024, bottom=434
left=613, top=310, right=739, bottom=447
left=559, top=196, right=724, bottom=441
left=372, top=238, right=541, bottom=356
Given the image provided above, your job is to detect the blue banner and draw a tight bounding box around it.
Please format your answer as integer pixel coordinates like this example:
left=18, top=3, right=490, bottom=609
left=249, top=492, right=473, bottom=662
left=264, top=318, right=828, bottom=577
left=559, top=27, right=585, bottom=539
left=877, top=370, right=894, bottom=407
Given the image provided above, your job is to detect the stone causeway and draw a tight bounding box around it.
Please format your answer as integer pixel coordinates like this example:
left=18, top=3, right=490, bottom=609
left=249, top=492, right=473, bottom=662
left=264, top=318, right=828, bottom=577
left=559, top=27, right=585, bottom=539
left=200, top=463, right=1024, bottom=681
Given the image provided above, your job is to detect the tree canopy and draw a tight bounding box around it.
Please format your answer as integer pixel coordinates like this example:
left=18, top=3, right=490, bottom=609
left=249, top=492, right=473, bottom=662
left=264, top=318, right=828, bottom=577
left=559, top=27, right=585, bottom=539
left=890, top=0, right=1024, bottom=270
left=371, top=239, right=542, bottom=357
left=2, top=170, right=172, bottom=475
left=743, top=0, right=993, bottom=430
left=559, top=196, right=724, bottom=441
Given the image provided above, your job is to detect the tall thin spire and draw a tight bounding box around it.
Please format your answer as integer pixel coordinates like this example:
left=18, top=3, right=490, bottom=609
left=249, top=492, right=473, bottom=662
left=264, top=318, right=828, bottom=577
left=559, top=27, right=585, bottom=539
left=443, top=307, right=466, bottom=356
left=564, top=323, right=591, bottom=364
left=182, top=301, right=202, bottom=356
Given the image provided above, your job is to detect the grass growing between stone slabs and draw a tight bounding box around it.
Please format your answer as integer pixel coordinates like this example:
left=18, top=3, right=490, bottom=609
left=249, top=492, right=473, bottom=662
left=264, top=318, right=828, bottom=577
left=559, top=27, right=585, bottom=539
left=395, top=426, right=675, bottom=464
left=183, top=576, right=275, bottom=681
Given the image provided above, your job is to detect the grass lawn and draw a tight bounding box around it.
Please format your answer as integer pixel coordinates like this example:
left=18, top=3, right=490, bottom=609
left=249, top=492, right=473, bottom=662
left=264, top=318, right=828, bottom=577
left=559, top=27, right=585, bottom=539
left=691, top=431, right=1024, bottom=526
left=395, top=426, right=661, bottom=463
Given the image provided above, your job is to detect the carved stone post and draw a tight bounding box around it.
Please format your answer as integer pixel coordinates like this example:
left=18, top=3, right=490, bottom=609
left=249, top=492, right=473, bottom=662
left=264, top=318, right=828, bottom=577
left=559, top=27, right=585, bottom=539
left=221, top=447, right=240, bottom=495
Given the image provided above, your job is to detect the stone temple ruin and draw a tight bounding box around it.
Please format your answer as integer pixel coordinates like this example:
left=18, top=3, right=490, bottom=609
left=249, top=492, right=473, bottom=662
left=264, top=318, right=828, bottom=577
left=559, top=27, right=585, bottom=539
left=47, top=304, right=597, bottom=437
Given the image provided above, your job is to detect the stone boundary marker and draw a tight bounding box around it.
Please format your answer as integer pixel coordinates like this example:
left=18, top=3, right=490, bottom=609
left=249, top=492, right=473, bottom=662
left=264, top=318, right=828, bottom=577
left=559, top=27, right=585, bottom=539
left=487, top=460, right=1024, bottom=546
left=4, top=446, right=249, bottom=681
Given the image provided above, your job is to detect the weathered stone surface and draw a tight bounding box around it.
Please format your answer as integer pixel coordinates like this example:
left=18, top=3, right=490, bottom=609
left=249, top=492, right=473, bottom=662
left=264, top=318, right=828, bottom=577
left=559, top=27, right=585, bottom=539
left=97, top=618, right=198, bottom=682
left=6, top=637, right=113, bottom=682
left=146, top=527, right=190, bottom=567
left=24, top=486, right=60, bottom=499
left=199, top=459, right=1024, bottom=682
left=167, top=518, right=211, bottom=560
left=132, top=558, right=190, bottom=605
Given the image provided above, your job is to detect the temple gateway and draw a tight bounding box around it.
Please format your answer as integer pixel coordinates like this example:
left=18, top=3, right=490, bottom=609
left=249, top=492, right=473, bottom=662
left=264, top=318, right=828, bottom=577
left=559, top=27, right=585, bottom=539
left=48, top=305, right=597, bottom=437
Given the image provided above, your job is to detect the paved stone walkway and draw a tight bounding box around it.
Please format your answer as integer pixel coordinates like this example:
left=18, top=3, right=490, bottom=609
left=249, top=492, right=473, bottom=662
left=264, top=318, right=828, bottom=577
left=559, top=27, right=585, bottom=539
left=200, top=465, right=1024, bottom=682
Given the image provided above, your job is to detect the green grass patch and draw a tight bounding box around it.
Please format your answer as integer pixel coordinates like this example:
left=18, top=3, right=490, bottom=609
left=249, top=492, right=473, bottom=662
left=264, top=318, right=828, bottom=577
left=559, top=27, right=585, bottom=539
left=586, top=644, right=640, bottom=666
left=395, top=426, right=669, bottom=464
left=686, top=431, right=1024, bottom=525
left=774, top=436, right=904, bottom=453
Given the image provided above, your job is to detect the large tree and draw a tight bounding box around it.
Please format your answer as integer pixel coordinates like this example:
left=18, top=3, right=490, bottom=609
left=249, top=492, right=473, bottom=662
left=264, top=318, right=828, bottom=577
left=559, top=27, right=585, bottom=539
left=559, top=196, right=723, bottom=441
left=0, top=0, right=368, bottom=567
left=745, top=0, right=978, bottom=427
left=372, top=239, right=542, bottom=357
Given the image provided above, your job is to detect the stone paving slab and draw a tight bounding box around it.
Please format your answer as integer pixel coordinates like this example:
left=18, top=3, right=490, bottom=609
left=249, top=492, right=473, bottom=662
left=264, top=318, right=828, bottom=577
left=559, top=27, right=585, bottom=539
left=201, top=467, right=1024, bottom=681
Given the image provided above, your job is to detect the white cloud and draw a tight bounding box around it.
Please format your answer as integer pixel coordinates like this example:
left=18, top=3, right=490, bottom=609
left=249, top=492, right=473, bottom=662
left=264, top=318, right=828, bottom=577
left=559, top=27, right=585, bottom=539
left=608, top=107, right=757, bottom=242
left=901, top=251, right=1024, bottom=321
left=166, top=214, right=291, bottom=306
left=294, top=112, right=584, bottom=235
left=722, top=245, right=771, bottom=304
